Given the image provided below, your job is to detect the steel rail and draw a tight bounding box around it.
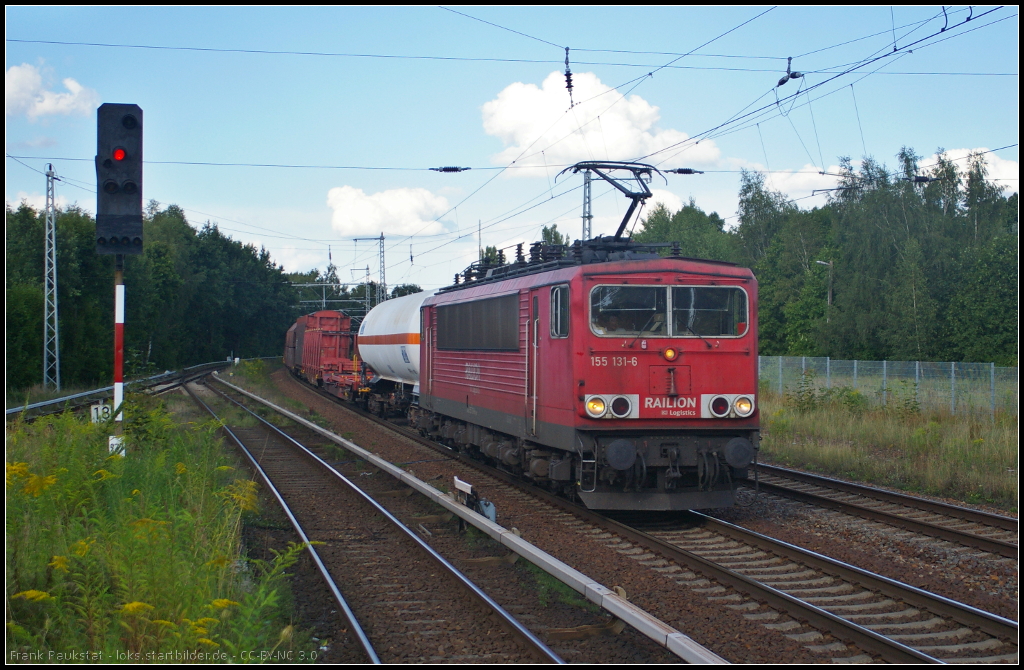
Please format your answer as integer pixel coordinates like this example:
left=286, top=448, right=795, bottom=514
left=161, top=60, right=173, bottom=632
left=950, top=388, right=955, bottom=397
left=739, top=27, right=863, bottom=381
left=184, top=383, right=381, bottom=663
left=746, top=468, right=1016, bottom=558
left=440, top=463, right=945, bottom=663
left=753, top=463, right=1018, bottom=531
left=6, top=361, right=229, bottom=417
left=206, top=381, right=565, bottom=664
left=294, top=387, right=934, bottom=663
left=271, top=375, right=1021, bottom=662
left=689, top=511, right=1019, bottom=642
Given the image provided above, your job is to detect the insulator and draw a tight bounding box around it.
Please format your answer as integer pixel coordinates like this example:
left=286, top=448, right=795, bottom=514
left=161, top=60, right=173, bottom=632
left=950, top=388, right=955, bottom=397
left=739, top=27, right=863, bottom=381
left=430, top=166, right=471, bottom=173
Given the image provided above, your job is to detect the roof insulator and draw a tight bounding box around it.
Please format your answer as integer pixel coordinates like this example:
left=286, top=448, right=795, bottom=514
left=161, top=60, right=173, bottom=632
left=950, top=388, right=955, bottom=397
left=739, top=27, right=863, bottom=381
left=430, top=166, right=472, bottom=173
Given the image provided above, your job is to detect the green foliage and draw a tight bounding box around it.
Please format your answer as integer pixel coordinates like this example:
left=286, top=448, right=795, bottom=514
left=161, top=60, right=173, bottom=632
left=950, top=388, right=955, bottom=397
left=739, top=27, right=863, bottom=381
left=787, top=371, right=869, bottom=414
left=5, top=202, right=301, bottom=395
left=520, top=561, right=596, bottom=611
left=5, top=395, right=315, bottom=661
left=390, top=283, right=422, bottom=298
left=634, top=199, right=738, bottom=262
left=541, top=224, right=567, bottom=246
left=683, top=148, right=1017, bottom=364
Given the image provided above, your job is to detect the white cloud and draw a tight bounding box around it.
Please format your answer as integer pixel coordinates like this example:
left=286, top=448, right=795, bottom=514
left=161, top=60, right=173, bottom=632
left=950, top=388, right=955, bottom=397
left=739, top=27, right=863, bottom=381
left=326, top=185, right=449, bottom=237
left=482, top=71, right=720, bottom=175
left=927, top=148, right=1018, bottom=194
left=5, top=63, right=100, bottom=121
left=648, top=188, right=684, bottom=215
left=7, top=191, right=70, bottom=211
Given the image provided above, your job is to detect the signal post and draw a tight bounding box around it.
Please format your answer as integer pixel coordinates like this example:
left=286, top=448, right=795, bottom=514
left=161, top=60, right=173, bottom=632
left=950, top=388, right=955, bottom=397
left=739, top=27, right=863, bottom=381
left=95, top=103, right=143, bottom=452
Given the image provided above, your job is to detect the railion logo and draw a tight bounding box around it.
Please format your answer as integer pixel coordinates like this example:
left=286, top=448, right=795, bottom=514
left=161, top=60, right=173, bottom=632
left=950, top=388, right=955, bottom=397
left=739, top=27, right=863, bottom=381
left=644, top=397, right=697, bottom=409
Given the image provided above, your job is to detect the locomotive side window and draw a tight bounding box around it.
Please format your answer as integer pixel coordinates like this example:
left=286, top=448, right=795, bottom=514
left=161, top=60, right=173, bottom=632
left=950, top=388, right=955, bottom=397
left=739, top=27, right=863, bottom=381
left=437, top=294, right=519, bottom=351
left=672, top=286, right=748, bottom=337
left=590, top=286, right=667, bottom=337
left=550, top=285, right=569, bottom=338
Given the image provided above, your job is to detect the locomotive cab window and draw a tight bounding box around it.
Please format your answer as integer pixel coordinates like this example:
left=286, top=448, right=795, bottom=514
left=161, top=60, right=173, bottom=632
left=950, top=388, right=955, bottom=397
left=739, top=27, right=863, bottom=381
left=590, top=286, right=667, bottom=337
left=550, top=285, right=569, bottom=338
left=672, top=286, right=748, bottom=337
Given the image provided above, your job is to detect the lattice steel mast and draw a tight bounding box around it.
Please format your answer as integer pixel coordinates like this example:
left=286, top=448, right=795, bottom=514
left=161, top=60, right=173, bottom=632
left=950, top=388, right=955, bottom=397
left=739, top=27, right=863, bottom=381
left=43, top=164, right=61, bottom=390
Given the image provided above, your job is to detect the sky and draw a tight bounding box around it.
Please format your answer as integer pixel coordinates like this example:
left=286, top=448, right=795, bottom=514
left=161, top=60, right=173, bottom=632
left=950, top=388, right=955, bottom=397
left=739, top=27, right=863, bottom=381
left=5, top=6, right=1019, bottom=291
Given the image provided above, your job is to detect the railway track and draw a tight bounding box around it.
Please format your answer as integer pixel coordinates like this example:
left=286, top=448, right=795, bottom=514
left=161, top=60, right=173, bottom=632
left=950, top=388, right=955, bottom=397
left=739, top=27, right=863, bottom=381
left=263, top=372, right=1019, bottom=664
left=611, top=511, right=1019, bottom=664
left=742, top=464, right=1018, bottom=559
left=6, top=361, right=230, bottom=422
left=186, top=380, right=562, bottom=664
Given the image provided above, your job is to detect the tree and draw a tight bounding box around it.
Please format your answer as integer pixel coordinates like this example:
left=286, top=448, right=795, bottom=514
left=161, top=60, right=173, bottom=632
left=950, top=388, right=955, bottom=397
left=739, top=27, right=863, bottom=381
left=633, top=199, right=738, bottom=262
left=541, top=224, right=567, bottom=246
left=390, top=283, right=422, bottom=298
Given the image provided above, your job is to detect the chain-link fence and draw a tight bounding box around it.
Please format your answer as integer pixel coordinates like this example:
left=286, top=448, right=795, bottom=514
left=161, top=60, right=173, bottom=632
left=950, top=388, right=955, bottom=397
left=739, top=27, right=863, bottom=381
left=758, top=356, right=1018, bottom=418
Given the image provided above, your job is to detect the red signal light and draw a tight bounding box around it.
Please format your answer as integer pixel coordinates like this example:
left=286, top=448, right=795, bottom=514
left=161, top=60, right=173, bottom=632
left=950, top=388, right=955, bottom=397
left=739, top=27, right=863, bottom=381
left=113, top=147, right=127, bottom=161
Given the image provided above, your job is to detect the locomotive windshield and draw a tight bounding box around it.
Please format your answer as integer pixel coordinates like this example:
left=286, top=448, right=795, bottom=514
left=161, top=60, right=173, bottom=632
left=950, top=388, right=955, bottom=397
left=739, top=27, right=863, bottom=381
left=672, top=286, right=748, bottom=337
left=590, top=285, right=748, bottom=337
left=590, top=286, right=667, bottom=336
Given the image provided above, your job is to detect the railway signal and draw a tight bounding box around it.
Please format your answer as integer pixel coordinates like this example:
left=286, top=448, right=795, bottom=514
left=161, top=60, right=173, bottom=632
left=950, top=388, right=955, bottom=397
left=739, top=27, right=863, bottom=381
left=95, top=103, right=143, bottom=255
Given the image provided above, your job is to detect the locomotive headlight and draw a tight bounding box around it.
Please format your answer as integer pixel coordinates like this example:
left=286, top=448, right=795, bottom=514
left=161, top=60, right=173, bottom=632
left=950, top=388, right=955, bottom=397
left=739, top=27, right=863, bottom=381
left=586, top=397, right=607, bottom=417
left=734, top=396, right=754, bottom=417
left=662, top=347, right=679, bottom=361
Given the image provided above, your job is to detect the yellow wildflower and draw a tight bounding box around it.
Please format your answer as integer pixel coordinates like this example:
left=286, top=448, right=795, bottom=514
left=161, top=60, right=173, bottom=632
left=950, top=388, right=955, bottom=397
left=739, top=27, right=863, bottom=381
left=150, top=620, right=175, bottom=628
left=210, top=599, right=239, bottom=609
left=131, top=489, right=141, bottom=496
left=22, top=473, right=57, bottom=497
left=205, top=556, right=229, bottom=568
left=219, top=479, right=258, bottom=512
left=175, top=462, right=187, bottom=475
left=215, top=466, right=234, bottom=472
left=196, top=617, right=219, bottom=627
left=191, top=626, right=208, bottom=636
left=70, top=538, right=95, bottom=557
left=106, top=452, right=124, bottom=461
left=93, top=469, right=119, bottom=481
left=197, top=638, right=220, bottom=648
left=12, top=590, right=51, bottom=602
left=48, top=555, right=69, bottom=572
left=6, top=462, right=30, bottom=486
left=278, top=624, right=294, bottom=643
left=129, top=518, right=168, bottom=528
left=120, top=601, right=155, bottom=616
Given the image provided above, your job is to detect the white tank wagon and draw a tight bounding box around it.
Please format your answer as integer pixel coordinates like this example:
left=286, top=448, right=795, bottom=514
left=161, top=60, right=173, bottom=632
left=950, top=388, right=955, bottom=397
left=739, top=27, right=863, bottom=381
left=357, top=289, right=437, bottom=392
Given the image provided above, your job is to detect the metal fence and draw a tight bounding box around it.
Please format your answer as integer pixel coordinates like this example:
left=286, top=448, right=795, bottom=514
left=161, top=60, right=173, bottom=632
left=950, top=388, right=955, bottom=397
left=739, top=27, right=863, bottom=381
left=758, top=356, right=1018, bottom=418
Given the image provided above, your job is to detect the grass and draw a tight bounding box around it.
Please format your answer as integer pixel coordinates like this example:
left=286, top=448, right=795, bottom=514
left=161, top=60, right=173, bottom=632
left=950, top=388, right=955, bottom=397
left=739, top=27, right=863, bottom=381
left=6, top=393, right=316, bottom=662
left=758, top=379, right=1018, bottom=511
left=520, top=561, right=597, bottom=612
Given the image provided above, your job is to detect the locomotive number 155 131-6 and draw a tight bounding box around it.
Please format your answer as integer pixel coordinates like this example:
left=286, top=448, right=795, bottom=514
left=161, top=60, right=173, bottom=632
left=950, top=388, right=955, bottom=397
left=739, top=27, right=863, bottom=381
left=591, top=356, right=638, bottom=367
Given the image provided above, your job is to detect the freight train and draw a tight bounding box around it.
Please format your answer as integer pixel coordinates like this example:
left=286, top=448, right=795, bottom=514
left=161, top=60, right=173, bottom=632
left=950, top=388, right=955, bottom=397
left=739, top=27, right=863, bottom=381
left=285, top=236, right=760, bottom=511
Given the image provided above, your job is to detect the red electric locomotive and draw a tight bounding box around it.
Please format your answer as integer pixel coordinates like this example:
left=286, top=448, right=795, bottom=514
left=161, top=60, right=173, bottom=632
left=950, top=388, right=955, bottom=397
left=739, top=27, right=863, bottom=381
left=408, top=237, right=759, bottom=510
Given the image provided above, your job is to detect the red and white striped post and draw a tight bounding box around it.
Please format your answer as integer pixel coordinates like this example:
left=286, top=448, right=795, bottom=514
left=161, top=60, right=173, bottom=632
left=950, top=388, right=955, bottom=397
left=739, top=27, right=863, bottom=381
left=110, top=255, right=125, bottom=453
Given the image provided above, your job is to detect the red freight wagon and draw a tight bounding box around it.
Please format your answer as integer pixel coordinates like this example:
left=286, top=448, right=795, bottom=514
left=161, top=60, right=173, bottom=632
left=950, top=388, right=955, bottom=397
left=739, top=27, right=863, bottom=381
left=287, top=310, right=363, bottom=401
left=410, top=245, right=759, bottom=511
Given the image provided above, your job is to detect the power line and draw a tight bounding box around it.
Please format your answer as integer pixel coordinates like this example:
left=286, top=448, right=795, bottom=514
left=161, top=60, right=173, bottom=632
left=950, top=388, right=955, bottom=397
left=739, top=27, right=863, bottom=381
left=634, top=6, right=1007, bottom=164
left=438, top=6, right=563, bottom=50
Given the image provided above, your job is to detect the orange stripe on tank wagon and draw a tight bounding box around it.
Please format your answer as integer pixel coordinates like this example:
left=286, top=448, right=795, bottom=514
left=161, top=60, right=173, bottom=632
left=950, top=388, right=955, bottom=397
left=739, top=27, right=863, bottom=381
left=359, top=333, right=421, bottom=345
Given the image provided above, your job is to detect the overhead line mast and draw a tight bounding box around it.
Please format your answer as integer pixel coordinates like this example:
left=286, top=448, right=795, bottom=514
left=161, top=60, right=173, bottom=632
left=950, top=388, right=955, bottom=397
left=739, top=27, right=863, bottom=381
left=43, top=164, right=60, bottom=390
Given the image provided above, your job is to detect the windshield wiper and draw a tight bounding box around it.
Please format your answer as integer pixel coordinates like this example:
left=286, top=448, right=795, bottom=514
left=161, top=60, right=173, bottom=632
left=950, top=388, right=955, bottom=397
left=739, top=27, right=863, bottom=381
left=629, top=312, right=663, bottom=349
left=682, top=323, right=713, bottom=349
